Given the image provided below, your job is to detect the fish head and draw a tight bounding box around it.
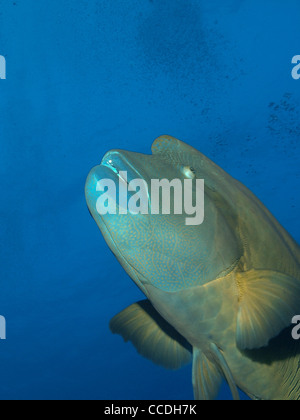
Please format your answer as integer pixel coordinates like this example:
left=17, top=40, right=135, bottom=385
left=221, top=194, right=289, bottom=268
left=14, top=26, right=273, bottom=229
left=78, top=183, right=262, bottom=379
left=85, top=136, right=242, bottom=295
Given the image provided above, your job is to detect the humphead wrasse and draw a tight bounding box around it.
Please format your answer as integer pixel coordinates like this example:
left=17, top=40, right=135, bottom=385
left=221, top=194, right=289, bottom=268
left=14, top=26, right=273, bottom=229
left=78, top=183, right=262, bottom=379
left=85, top=136, right=300, bottom=400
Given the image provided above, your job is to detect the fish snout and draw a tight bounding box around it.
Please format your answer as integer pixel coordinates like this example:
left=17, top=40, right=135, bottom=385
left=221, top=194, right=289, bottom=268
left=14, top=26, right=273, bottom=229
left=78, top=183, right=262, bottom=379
left=101, top=150, right=145, bottom=184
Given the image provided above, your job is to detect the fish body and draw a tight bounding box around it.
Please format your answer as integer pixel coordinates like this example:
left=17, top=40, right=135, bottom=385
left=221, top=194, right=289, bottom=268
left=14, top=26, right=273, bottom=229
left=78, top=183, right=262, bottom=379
left=85, top=136, right=300, bottom=400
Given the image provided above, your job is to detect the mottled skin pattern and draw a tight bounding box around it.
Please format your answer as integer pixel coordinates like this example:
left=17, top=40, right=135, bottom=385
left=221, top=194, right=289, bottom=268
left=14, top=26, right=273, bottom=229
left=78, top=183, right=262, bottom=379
left=85, top=136, right=300, bottom=400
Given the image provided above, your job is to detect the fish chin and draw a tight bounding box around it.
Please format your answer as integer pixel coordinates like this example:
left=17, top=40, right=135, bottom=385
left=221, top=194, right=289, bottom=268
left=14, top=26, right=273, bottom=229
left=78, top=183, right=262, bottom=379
left=94, top=210, right=149, bottom=295
left=85, top=161, right=150, bottom=295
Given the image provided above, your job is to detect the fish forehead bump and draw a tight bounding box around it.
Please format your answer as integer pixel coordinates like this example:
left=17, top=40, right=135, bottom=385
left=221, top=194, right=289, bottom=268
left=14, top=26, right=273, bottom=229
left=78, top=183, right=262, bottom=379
left=151, top=135, right=232, bottom=184
left=152, top=135, right=200, bottom=156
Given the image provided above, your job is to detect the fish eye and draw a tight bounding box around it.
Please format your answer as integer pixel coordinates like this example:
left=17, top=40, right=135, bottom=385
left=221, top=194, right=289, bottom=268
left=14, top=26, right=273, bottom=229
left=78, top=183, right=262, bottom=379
left=182, top=166, right=196, bottom=179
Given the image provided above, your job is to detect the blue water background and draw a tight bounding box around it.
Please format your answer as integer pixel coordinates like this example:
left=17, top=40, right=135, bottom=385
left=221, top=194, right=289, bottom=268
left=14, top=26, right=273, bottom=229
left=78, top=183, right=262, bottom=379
left=0, top=0, right=299, bottom=400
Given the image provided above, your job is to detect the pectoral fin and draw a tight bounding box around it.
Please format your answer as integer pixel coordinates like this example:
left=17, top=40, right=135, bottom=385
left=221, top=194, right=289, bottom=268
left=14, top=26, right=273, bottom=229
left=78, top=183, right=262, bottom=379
left=236, top=270, right=300, bottom=350
left=109, top=300, right=192, bottom=370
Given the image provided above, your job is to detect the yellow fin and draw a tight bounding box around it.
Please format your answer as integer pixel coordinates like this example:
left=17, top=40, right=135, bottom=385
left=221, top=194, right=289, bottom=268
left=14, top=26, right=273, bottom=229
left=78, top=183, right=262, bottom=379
left=236, top=270, right=300, bottom=350
left=209, top=343, right=240, bottom=401
left=109, top=300, right=192, bottom=370
left=192, top=348, right=222, bottom=400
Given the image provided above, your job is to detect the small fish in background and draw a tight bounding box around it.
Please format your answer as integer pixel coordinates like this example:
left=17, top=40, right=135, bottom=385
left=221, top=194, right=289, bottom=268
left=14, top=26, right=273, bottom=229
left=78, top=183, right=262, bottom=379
left=85, top=135, right=300, bottom=400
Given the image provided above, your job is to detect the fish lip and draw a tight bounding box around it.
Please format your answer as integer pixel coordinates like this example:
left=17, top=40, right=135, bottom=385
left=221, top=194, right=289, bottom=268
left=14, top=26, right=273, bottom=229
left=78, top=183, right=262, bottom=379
left=99, top=149, right=152, bottom=211
left=100, top=150, right=144, bottom=182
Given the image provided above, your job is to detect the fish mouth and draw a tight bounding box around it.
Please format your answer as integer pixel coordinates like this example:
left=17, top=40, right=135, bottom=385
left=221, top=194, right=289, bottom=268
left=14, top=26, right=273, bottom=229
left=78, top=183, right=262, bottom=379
left=99, top=149, right=152, bottom=212
left=100, top=150, right=146, bottom=185
left=85, top=149, right=151, bottom=217
left=85, top=149, right=151, bottom=296
left=85, top=148, right=153, bottom=221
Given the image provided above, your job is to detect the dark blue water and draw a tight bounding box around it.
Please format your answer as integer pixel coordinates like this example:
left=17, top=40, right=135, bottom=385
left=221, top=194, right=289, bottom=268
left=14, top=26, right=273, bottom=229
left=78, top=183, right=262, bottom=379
left=0, top=0, right=299, bottom=400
